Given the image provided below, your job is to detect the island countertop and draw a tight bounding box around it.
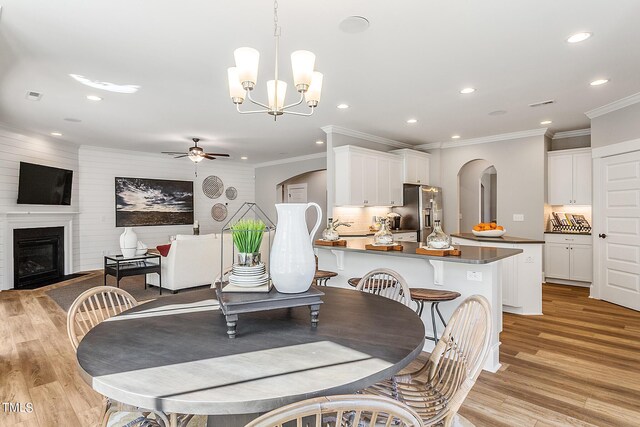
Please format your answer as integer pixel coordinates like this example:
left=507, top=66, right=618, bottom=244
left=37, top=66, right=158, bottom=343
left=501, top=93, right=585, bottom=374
left=451, top=232, right=545, bottom=244
left=314, top=238, right=522, bottom=264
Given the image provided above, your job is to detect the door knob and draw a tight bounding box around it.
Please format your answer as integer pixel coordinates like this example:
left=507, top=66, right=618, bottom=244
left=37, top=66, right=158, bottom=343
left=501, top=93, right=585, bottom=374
left=598, top=233, right=607, bottom=239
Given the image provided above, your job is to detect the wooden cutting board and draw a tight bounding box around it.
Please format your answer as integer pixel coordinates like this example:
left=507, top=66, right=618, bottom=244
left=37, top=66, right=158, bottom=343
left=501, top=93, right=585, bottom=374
left=415, top=247, right=461, bottom=256
left=365, top=244, right=404, bottom=251
left=314, top=239, right=347, bottom=246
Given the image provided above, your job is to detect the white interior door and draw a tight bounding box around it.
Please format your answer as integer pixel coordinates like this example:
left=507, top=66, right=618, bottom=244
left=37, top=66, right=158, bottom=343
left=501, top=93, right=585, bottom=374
left=598, top=150, right=640, bottom=311
left=286, top=183, right=307, bottom=203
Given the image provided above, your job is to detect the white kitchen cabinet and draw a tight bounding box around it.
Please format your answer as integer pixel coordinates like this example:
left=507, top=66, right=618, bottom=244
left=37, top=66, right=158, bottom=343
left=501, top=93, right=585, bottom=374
left=334, top=145, right=403, bottom=207
left=544, top=233, right=592, bottom=284
left=450, top=236, right=543, bottom=315
left=547, top=148, right=592, bottom=205
left=391, top=149, right=431, bottom=185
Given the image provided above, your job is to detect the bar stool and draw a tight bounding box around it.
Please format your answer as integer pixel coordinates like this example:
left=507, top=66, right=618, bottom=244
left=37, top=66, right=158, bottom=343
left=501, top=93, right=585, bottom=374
left=313, top=256, right=338, bottom=286
left=410, top=288, right=461, bottom=342
left=347, top=277, right=399, bottom=294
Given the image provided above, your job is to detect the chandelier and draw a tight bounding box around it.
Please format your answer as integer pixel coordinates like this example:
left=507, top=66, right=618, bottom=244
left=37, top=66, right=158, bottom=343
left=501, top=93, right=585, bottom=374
left=227, top=0, right=323, bottom=120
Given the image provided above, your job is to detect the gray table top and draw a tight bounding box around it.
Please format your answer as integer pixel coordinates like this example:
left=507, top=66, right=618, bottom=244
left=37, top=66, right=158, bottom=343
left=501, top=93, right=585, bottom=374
left=77, top=287, right=425, bottom=415
left=315, top=238, right=522, bottom=264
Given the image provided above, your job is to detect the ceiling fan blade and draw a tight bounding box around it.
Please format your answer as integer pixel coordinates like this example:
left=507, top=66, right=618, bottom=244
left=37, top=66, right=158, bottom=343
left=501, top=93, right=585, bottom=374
left=203, top=155, right=217, bottom=160
left=174, top=155, right=189, bottom=158
left=204, top=153, right=230, bottom=157
left=162, top=151, right=187, bottom=154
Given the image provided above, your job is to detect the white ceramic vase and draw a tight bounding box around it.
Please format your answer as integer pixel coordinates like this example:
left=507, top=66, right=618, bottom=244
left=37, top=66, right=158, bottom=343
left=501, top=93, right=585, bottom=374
left=270, top=202, right=322, bottom=294
left=119, top=227, right=138, bottom=258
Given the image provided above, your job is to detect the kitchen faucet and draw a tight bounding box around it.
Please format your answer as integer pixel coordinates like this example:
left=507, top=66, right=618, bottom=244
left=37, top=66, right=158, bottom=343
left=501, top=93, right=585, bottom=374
left=332, top=219, right=353, bottom=230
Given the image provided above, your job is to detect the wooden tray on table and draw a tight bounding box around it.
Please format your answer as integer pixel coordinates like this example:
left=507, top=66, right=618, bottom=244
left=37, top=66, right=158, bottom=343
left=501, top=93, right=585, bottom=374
left=365, top=244, right=403, bottom=251
left=415, top=247, right=461, bottom=256
left=314, top=239, right=347, bottom=246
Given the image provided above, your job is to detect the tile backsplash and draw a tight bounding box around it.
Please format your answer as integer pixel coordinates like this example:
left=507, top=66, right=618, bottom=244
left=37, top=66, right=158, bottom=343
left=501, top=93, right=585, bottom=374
left=331, top=207, right=392, bottom=233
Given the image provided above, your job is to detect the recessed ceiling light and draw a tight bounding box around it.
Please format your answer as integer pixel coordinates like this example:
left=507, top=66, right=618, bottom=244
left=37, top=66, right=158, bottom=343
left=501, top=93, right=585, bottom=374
left=70, top=74, right=140, bottom=94
left=315, top=140, right=324, bottom=144
left=567, top=32, right=592, bottom=43
left=240, top=156, right=248, bottom=160
left=451, top=135, right=461, bottom=139
left=86, top=95, right=103, bottom=101
left=339, top=16, right=370, bottom=34
left=50, top=132, right=62, bottom=136
left=406, top=119, right=418, bottom=124
left=540, top=120, right=552, bottom=125
left=460, top=87, right=475, bottom=94
left=590, top=79, right=609, bottom=86
left=337, top=103, right=350, bottom=109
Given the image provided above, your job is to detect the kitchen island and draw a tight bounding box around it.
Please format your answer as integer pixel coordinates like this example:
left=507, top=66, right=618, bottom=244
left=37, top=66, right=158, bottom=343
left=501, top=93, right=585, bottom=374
left=451, top=233, right=544, bottom=316
left=315, top=239, right=522, bottom=372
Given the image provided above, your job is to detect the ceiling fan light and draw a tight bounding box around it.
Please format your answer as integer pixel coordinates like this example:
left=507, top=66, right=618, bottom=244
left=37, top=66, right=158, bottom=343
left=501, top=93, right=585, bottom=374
left=267, top=80, right=287, bottom=111
left=189, top=153, right=205, bottom=163
left=227, top=67, right=245, bottom=103
left=305, top=72, right=323, bottom=107
left=234, top=47, right=259, bottom=89
left=291, top=50, right=315, bottom=92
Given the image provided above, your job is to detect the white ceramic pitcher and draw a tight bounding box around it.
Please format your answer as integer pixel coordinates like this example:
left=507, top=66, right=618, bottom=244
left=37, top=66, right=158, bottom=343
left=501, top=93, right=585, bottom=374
left=270, top=202, right=323, bottom=293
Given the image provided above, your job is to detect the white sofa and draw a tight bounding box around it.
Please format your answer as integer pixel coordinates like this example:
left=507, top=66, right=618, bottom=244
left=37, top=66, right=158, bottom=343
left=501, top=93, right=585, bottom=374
left=147, top=232, right=270, bottom=292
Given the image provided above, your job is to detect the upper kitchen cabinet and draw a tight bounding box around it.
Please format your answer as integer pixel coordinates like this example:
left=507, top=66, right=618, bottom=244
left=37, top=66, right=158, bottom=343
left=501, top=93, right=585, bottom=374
left=334, top=146, right=403, bottom=206
left=548, top=148, right=592, bottom=205
left=391, top=149, right=431, bottom=185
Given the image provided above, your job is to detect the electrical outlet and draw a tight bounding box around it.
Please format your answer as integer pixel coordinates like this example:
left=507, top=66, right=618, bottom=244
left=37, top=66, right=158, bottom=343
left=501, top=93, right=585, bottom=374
left=466, top=271, right=483, bottom=281
left=513, top=214, right=525, bottom=222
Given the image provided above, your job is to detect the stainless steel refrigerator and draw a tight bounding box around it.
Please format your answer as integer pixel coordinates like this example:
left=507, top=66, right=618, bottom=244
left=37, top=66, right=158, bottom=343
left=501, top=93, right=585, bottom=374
left=394, top=184, right=443, bottom=244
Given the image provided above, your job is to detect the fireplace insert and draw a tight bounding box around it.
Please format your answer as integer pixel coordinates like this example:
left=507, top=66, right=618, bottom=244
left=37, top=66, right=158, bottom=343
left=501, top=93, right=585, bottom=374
left=13, top=227, right=65, bottom=289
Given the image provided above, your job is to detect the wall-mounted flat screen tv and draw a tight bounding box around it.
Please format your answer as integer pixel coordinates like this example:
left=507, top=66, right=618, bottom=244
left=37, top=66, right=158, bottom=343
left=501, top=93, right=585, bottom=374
left=17, top=162, right=73, bottom=205
left=115, top=177, right=194, bottom=227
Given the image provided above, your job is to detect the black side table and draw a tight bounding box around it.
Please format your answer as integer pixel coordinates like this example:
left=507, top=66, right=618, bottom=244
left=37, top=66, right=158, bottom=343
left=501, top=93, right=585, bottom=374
left=104, top=254, right=162, bottom=295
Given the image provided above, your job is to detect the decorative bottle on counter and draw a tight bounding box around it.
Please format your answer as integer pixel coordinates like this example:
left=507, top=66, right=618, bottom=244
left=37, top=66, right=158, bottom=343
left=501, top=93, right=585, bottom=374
left=322, top=217, right=339, bottom=241
left=374, top=218, right=394, bottom=245
left=426, top=220, right=450, bottom=249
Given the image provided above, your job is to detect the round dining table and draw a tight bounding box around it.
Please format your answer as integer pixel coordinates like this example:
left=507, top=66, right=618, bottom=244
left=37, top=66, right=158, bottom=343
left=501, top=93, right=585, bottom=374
left=76, top=286, right=425, bottom=427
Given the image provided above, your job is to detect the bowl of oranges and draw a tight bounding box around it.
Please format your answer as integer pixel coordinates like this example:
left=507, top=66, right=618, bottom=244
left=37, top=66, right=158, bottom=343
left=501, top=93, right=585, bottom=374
left=472, top=222, right=506, bottom=237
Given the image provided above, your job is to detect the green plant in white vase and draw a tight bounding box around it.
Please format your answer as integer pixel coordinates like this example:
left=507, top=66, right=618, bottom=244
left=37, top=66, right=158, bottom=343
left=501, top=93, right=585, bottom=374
left=231, top=219, right=265, bottom=266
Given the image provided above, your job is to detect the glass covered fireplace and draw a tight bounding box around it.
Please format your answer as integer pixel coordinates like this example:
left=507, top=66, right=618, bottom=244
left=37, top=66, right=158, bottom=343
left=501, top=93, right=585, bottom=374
left=13, top=227, right=65, bottom=289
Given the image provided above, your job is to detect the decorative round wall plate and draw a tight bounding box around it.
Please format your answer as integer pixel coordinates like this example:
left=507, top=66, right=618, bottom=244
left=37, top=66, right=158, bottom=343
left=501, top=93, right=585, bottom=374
left=211, top=203, right=228, bottom=222
left=225, top=186, right=238, bottom=200
left=202, top=175, right=224, bottom=199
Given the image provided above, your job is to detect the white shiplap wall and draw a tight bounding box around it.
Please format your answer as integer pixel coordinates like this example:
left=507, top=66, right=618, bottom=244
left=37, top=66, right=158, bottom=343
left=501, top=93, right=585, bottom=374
left=0, top=128, right=81, bottom=290
left=78, top=146, right=255, bottom=271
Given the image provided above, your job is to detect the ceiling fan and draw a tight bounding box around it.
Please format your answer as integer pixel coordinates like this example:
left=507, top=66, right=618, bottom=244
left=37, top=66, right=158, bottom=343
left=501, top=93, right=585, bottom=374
left=162, top=138, right=230, bottom=163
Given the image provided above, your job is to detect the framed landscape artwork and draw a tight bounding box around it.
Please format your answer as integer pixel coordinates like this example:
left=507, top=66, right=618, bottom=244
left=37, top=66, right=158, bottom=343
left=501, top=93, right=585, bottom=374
left=115, top=177, right=194, bottom=227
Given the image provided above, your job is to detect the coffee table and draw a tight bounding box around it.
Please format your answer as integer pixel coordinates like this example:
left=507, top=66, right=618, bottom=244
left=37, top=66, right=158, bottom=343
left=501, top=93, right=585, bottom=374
left=103, top=253, right=162, bottom=295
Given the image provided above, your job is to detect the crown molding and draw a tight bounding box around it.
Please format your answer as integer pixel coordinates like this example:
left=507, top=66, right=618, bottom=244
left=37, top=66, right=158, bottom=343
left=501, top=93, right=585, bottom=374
left=321, top=125, right=413, bottom=149
left=552, top=129, right=591, bottom=140
left=416, top=128, right=549, bottom=150
left=586, top=92, right=640, bottom=119
left=253, top=151, right=327, bottom=169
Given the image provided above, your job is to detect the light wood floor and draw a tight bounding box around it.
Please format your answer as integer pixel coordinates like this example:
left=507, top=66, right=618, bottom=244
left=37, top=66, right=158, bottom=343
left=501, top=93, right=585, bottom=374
left=1, top=274, right=639, bottom=426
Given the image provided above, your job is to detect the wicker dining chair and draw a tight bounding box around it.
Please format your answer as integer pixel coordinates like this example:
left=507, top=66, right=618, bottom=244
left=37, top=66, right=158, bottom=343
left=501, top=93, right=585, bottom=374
left=355, top=268, right=413, bottom=308
left=245, top=394, right=424, bottom=427
left=66, top=286, right=192, bottom=427
left=364, top=295, right=492, bottom=427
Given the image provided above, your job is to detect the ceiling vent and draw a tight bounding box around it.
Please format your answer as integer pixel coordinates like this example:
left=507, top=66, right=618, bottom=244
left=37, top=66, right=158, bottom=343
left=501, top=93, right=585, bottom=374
left=528, top=99, right=555, bottom=107
left=25, top=91, right=43, bottom=101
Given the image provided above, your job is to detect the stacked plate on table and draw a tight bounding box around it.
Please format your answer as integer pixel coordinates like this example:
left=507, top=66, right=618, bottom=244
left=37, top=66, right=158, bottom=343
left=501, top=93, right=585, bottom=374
left=229, top=263, right=269, bottom=287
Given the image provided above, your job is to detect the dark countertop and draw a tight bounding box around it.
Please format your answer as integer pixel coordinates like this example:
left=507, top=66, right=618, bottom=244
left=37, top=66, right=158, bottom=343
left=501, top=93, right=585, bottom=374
left=339, top=229, right=418, bottom=237
left=451, top=232, right=545, bottom=244
left=314, top=238, right=522, bottom=264
left=544, top=231, right=592, bottom=236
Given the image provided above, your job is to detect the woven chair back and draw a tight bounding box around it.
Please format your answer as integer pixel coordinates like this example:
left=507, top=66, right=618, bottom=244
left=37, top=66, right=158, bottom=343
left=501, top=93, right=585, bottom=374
left=67, top=286, right=138, bottom=350
left=245, top=394, right=424, bottom=427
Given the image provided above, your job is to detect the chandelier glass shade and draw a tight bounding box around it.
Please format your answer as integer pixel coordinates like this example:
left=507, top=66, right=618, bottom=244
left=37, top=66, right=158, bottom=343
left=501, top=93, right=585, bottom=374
left=227, top=1, right=323, bottom=119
